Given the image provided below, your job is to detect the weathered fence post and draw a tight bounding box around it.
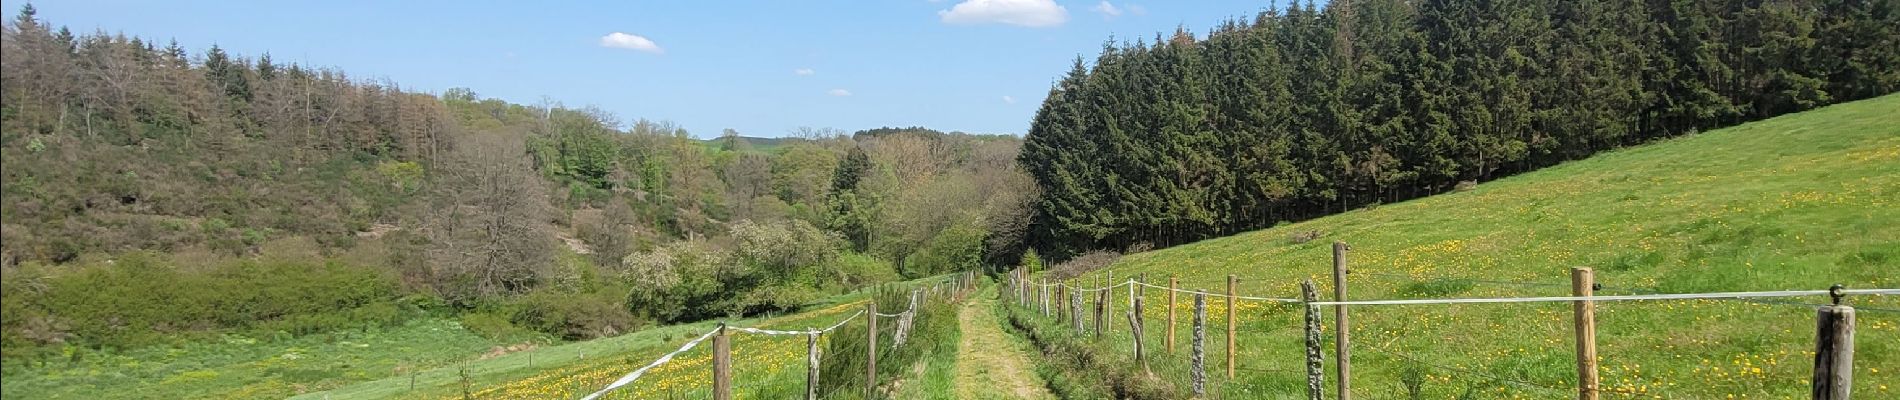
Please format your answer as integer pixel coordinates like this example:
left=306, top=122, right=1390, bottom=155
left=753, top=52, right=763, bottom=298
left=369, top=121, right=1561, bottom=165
left=1102, top=271, right=1109, bottom=333
left=1169, top=275, right=1179, bottom=353
left=1227, top=274, right=1238, bottom=379
left=1813, top=288, right=1855, bottom=400
left=713, top=324, right=732, bottom=400
left=1193, top=291, right=1208, bottom=398
left=1043, top=279, right=1051, bottom=317
left=1572, top=267, right=1599, bottom=400
left=1072, top=289, right=1084, bottom=333
left=806, top=327, right=820, bottom=400
left=1058, top=282, right=1067, bottom=321
left=1303, top=279, right=1324, bottom=400
left=1022, top=269, right=1031, bottom=307
left=866, top=302, right=878, bottom=400
left=1096, top=289, right=1108, bottom=338
left=1332, top=241, right=1352, bottom=400
left=1130, top=295, right=1149, bottom=374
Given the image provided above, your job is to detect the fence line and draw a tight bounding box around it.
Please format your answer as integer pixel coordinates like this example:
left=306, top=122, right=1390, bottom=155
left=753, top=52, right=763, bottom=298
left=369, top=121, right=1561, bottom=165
left=1002, top=243, right=1895, bottom=400
left=1307, top=288, right=1899, bottom=306
left=1067, top=277, right=1896, bottom=307
left=580, top=271, right=977, bottom=400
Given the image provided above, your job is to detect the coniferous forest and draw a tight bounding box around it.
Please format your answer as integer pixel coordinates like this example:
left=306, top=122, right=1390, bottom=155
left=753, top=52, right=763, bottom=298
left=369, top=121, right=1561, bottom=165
left=1020, top=0, right=1898, bottom=258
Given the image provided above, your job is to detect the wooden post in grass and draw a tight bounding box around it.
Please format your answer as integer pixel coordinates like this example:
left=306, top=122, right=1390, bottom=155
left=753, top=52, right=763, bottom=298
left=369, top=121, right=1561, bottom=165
left=1332, top=241, right=1352, bottom=400
left=1227, top=274, right=1238, bottom=379
left=806, top=327, right=820, bottom=400
left=866, top=302, right=878, bottom=400
left=713, top=324, right=732, bottom=400
left=1109, top=271, right=1118, bottom=334
left=1096, top=290, right=1108, bottom=338
left=1169, top=276, right=1179, bottom=353
left=1054, top=281, right=1063, bottom=321
left=1192, top=291, right=1208, bottom=397
left=1812, top=297, right=1855, bottom=399
left=1130, top=295, right=1149, bottom=374
left=1302, top=279, right=1324, bottom=400
left=1061, top=282, right=1069, bottom=321
left=1572, top=267, right=1599, bottom=400
left=1072, top=288, right=1084, bottom=333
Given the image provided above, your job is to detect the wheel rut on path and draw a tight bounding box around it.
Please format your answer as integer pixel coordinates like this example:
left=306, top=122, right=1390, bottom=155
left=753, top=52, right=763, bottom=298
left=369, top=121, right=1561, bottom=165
left=953, top=289, right=1056, bottom=400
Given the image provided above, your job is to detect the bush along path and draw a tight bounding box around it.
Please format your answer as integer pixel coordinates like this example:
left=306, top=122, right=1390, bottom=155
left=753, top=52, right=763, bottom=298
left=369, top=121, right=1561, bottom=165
left=955, top=286, right=1056, bottom=400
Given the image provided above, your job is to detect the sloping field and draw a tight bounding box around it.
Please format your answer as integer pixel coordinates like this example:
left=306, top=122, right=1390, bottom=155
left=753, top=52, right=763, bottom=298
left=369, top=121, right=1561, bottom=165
left=1047, top=94, right=1899, bottom=398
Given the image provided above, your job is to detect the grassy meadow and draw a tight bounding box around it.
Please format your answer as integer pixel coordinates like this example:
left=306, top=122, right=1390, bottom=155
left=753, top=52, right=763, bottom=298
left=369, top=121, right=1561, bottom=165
left=1020, top=94, right=1900, bottom=398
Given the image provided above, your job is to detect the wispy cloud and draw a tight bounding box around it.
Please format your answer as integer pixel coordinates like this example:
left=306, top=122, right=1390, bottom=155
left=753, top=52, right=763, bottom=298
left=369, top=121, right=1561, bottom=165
left=828, top=89, right=853, bottom=97
left=939, top=0, right=1068, bottom=28
left=599, top=32, right=663, bottom=54
left=1091, top=2, right=1145, bottom=19
left=1002, top=95, right=1017, bottom=104
left=795, top=68, right=816, bottom=76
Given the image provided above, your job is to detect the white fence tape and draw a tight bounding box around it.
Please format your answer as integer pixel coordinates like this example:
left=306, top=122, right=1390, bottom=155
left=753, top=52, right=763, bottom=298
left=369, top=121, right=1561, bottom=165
left=579, top=327, right=721, bottom=400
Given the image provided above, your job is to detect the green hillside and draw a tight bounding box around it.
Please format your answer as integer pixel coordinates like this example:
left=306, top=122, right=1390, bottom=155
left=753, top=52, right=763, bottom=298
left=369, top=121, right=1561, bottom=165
left=1025, top=94, right=1899, bottom=398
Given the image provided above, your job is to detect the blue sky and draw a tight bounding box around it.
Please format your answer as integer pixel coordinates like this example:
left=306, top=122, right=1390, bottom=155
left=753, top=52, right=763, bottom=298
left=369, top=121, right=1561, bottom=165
left=7, top=0, right=1286, bottom=137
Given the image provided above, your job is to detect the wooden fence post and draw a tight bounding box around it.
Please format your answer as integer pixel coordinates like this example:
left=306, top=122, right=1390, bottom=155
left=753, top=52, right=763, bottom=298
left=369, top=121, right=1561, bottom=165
left=866, top=302, right=878, bottom=400
left=806, top=327, right=820, bottom=400
left=1227, top=274, right=1238, bottom=379
left=1053, top=281, right=1063, bottom=321
left=1048, top=279, right=1056, bottom=316
left=1192, top=291, right=1208, bottom=398
left=1102, top=271, right=1109, bottom=333
left=1072, top=289, right=1084, bottom=333
left=1813, top=298, right=1855, bottom=399
left=1332, top=241, right=1352, bottom=400
left=713, top=324, right=732, bottom=400
left=1169, top=276, right=1179, bottom=353
left=1096, top=290, right=1108, bottom=338
left=1130, top=295, right=1149, bottom=374
left=1572, top=267, right=1599, bottom=400
left=1303, top=279, right=1324, bottom=400
left=1059, top=282, right=1068, bottom=321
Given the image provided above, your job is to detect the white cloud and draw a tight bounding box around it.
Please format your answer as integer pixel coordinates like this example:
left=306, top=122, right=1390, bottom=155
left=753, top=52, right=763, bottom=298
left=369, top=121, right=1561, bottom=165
left=939, top=0, right=1068, bottom=28
left=828, top=89, right=853, bottom=97
left=1092, top=2, right=1145, bottom=19
left=795, top=68, right=816, bottom=76
left=1002, top=95, right=1017, bottom=104
left=599, top=32, right=663, bottom=54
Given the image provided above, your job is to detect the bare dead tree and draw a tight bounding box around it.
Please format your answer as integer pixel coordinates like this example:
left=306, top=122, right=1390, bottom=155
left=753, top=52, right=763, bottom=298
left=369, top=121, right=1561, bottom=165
left=418, top=132, right=555, bottom=303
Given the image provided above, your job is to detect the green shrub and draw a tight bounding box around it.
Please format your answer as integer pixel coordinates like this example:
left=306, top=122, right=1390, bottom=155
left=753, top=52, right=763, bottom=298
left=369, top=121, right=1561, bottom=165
left=902, top=221, right=986, bottom=278
left=459, top=311, right=533, bottom=341
left=826, top=252, right=900, bottom=290
left=506, top=286, right=638, bottom=340
left=0, top=253, right=411, bottom=357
